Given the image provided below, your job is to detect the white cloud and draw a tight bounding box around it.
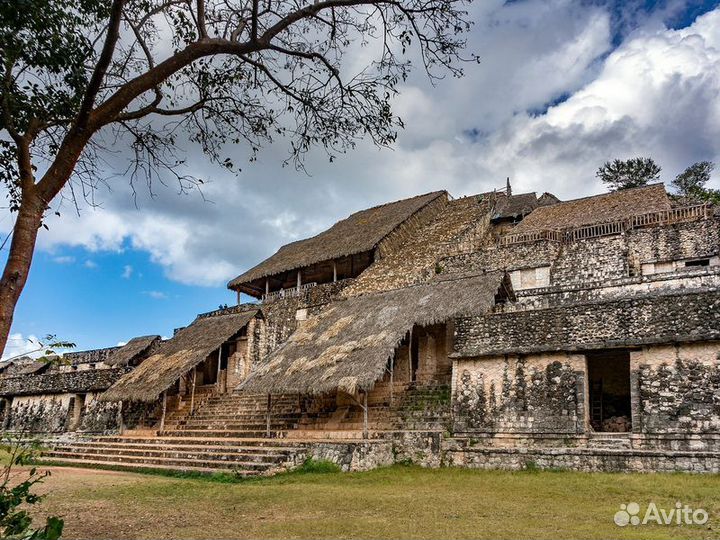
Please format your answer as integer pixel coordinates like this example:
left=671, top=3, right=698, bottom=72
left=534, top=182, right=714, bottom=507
left=2, top=333, right=41, bottom=360
left=143, top=290, right=168, bottom=300
left=52, top=256, right=75, bottom=264
left=462, top=7, right=720, bottom=198
left=83, top=260, right=98, bottom=269
left=122, top=265, right=133, bottom=279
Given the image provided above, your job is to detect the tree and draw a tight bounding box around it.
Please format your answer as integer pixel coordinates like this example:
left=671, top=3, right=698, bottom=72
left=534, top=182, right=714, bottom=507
left=2, top=334, right=76, bottom=363
left=0, top=0, right=477, bottom=353
left=596, top=157, right=661, bottom=191
left=671, top=161, right=718, bottom=202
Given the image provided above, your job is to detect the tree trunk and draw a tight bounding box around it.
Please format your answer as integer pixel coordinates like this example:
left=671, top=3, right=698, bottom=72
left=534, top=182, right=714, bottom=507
left=0, top=191, right=45, bottom=355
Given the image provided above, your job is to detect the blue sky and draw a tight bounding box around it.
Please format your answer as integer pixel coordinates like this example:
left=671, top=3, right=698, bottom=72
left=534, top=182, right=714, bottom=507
left=7, top=245, right=237, bottom=350
left=3, top=0, right=720, bottom=357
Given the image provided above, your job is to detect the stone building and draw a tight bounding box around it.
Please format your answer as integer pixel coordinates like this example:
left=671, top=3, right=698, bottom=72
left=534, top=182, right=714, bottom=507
left=0, top=336, right=159, bottom=434
left=5, top=182, right=720, bottom=474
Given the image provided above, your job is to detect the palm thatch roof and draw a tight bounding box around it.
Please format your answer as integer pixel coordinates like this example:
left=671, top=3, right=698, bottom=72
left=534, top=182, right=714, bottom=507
left=228, top=191, right=446, bottom=292
left=104, top=335, right=161, bottom=367
left=0, top=357, right=50, bottom=377
left=491, top=192, right=540, bottom=220
left=101, top=310, right=258, bottom=402
left=512, top=183, right=670, bottom=233
left=240, top=272, right=511, bottom=396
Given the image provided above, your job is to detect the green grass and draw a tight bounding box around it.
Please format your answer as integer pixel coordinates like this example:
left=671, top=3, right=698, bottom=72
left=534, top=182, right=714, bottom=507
left=33, top=464, right=720, bottom=539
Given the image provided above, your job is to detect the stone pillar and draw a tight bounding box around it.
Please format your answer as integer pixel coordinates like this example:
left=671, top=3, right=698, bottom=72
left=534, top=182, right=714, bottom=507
left=629, top=349, right=643, bottom=434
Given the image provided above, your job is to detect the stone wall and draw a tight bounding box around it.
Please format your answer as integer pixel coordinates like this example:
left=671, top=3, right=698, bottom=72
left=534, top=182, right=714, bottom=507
left=449, top=342, right=720, bottom=457
left=453, top=354, right=584, bottom=434
left=632, top=343, right=720, bottom=435
left=3, top=391, right=119, bottom=434
left=440, top=216, right=720, bottom=293
left=443, top=440, right=720, bottom=473
left=454, top=291, right=720, bottom=357
left=79, top=394, right=121, bottom=433
left=552, top=235, right=628, bottom=284
left=628, top=218, right=720, bottom=266
left=0, top=367, right=130, bottom=397
left=5, top=394, right=71, bottom=433
left=508, top=266, right=720, bottom=311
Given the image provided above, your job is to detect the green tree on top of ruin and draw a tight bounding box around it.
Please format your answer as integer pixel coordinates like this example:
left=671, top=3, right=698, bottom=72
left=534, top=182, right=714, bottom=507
left=671, top=161, right=719, bottom=204
left=0, top=0, right=478, bottom=354
left=596, top=157, right=662, bottom=191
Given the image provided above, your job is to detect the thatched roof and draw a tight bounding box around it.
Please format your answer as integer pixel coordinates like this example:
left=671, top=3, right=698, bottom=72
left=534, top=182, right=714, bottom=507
left=228, top=191, right=446, bottom=291
left=0, top=357, right=50, bottom=377
left=512, top=184, right=670, bottom=233
left=101, top=310, right=258, bottom=402
left=104, top=335, right=161, bottom=367
left=492, top=192, right=539, bottom=220
left=240, top=272, right=510, bottom=396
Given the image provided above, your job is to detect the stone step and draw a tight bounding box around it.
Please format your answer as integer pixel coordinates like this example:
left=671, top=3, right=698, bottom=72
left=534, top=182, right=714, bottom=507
left=42, top=453, right=267, bottom=475
left=168, top=413, right=300, bottom=421
left=587, top=433, right=633, bottom=449
left=160, top=429, right=287, bottom=438
left=165, top=422, right=299, bottom=431
left=48, top=447, right=288, bottom=466
left=93, top=435, right=303, bottom=447
left=194, top=408, right=300, bottom=416
left=52, top=440, right=301, bottom=455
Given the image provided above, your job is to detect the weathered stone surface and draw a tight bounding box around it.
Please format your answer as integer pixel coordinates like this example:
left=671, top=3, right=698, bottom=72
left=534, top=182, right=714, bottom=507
left=0, top=367, right=129, bottom=397
left=454, top=291, right=720, bottom=357
left=453, top=354, right=583, bottom=434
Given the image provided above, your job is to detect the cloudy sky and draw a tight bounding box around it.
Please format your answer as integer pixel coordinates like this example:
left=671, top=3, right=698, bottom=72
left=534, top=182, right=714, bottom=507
left=2, top=0, right=720, bottom=358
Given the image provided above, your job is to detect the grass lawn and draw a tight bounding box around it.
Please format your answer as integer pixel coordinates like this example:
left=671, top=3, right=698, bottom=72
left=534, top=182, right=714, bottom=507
left=25, top=464, right=720, bottom=539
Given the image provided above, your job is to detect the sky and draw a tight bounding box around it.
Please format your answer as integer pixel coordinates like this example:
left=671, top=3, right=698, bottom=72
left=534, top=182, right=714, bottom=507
left=3, top=0, right=720, bottom=358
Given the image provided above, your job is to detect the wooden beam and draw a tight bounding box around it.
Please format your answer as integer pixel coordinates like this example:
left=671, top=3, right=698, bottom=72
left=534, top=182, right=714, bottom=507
left=408, top=327, right=413, bottom=381
left=390, top=355, right=394, bottom=406
left=117, top=400, right=125, bottom=435
left=265, top=278, right=269, bottom=296
left=216, top=347, right=223, bottom=393
left=159, top=391, right=167, bottom=433
left=362, top=391, right=368, bottom=440
left=266, top=394, right=272, bottom=437
left=333, top=261, right=337, bottom=282
left=296, top=270, right=301, bottom=292
left=189, top=369, right=197, bottom=414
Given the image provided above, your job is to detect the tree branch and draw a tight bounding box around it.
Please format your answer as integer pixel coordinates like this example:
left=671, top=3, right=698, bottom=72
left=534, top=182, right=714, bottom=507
left=75, top=0, right=126, bottom=131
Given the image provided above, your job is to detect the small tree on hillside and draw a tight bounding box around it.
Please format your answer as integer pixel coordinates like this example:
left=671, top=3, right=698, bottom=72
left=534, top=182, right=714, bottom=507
left=0, top=0, right=477, bottom=354
left=671, top=161, right=718, bottom=203
left=596, top=157, right=661, bottom=191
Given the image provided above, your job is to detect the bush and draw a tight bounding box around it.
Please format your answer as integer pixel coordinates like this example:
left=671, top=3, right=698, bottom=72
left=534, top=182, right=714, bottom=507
left=0, top=436, right=64, bottom=539
left=293, top=458, right=341, bottom=474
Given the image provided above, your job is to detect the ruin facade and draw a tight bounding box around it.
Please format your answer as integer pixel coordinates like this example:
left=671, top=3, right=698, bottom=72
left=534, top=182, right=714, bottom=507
left=3, top=183, right=719, bottom=474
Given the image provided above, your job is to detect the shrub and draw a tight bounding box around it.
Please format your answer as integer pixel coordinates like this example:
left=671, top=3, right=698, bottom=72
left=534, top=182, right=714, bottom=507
left=0, top=435, right=64, bottom=539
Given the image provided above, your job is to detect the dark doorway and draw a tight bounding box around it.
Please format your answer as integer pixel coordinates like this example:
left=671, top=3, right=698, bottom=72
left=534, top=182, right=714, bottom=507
left=587, top=350, right=632, bottom=432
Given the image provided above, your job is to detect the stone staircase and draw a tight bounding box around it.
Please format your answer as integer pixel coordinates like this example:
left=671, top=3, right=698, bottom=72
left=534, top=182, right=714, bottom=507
left=41, top=383, right=453, bottom=474
left=290, top=382, right=452, bottom=436
left=397, top=383, right=452, bottom=431
left=161, top=392, right=302, bottom=438
left=41, top=392, right=308, bottom=475
left=42, top=435, right=308, bottom=476
left=587, top=432, right=633, bottom=450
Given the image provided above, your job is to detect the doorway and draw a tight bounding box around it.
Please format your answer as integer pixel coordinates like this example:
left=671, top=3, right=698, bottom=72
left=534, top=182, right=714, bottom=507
left=586, top=350, right=632, bottom=432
